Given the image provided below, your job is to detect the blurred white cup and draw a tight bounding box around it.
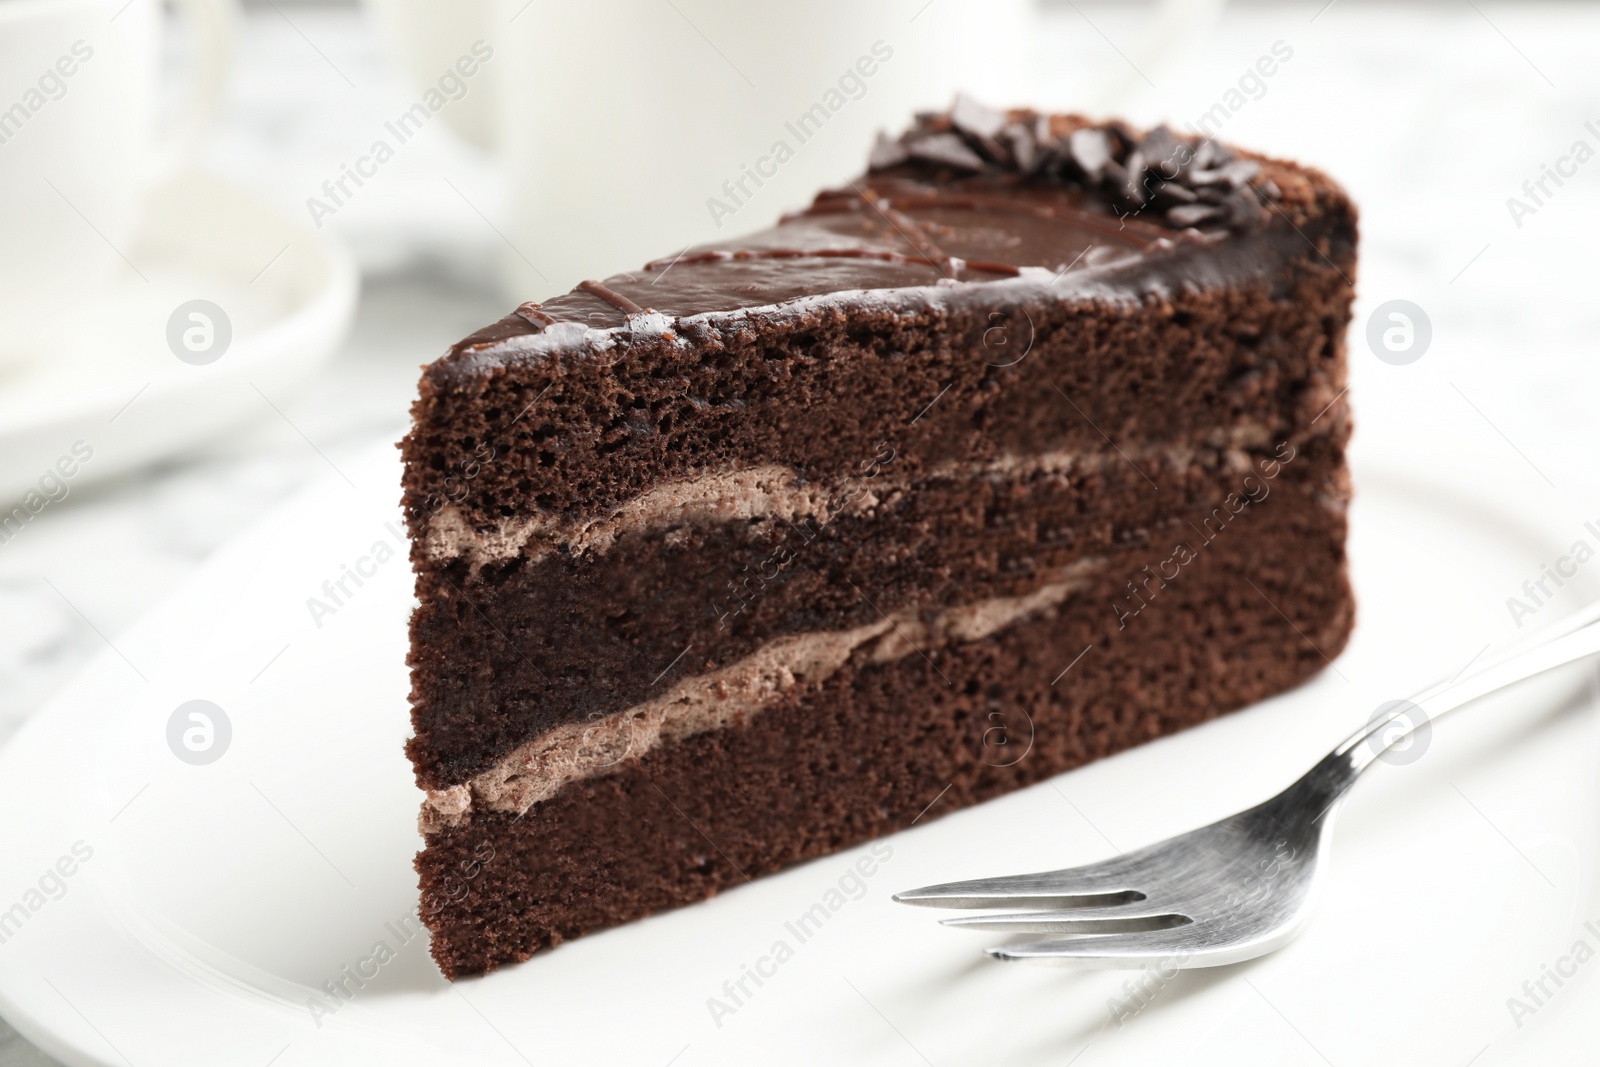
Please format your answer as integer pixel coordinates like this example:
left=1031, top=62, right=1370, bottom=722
left=0, top=0, right=231, bottom=366
left=367, top=0, right=1032, bottom=299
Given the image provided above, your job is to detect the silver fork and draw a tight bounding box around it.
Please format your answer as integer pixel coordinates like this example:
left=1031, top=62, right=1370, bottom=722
left=895, top=598, right=1600, bottom=967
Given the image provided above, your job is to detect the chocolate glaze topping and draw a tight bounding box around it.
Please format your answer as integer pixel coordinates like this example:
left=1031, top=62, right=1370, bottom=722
left=513, top=301, right=556, bottom=327
left=445, top=100, right=1305, bottom=362
left=641, top=244, right=1023, bottom=280
left=576, top=279, right=647, bottom=316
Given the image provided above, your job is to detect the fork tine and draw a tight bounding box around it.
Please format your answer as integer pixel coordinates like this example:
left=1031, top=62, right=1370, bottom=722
left=894, top=859, right=1144, bottom=909
left=986, top=927, right=1207, bottom=968
left=940, top=907, right=1191, bottom=934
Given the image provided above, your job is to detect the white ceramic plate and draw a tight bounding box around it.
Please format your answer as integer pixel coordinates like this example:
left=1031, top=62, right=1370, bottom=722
left=0, top=170, right=358, bottom=503
left=1, top=444, right=1598, bottom=1066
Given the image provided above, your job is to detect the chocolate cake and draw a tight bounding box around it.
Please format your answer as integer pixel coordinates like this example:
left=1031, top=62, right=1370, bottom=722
left=401, top=99, right=1357, bottom=978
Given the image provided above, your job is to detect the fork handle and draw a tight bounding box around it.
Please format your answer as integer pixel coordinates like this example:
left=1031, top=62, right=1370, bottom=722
left=1305, top=599, right=1600, bottom=805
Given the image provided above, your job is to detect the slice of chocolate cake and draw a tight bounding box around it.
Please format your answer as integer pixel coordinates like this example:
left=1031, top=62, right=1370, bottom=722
left=401, top=99, right=1357, bottom=978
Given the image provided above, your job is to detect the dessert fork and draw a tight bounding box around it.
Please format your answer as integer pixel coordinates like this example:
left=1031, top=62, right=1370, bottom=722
left=895, top=599, right=1600, bottom=967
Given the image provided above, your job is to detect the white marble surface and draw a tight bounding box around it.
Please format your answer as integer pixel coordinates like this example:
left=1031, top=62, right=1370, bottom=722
left=3, top=1, right=1600, bottom=1062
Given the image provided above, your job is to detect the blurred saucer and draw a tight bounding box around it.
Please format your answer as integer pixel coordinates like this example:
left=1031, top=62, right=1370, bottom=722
left=0, top=170, right=358, bottom=503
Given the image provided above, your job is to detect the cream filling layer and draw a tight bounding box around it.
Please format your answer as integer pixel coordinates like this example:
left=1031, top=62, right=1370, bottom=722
left=424, top=423, right=1274, bottom=568
left=419, top=557, right=1105, bottom=833
left=425, top=463, right=858, bottom=567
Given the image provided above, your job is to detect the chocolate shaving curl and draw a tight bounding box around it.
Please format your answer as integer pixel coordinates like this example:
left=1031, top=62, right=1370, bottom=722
left=868, top=97, right=1283, bottom=234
